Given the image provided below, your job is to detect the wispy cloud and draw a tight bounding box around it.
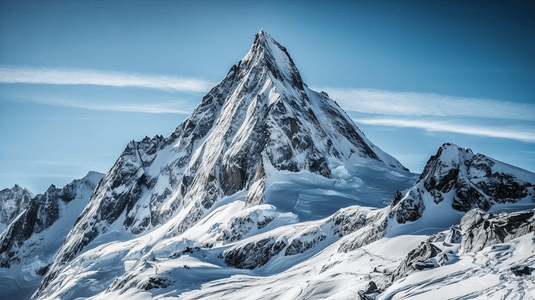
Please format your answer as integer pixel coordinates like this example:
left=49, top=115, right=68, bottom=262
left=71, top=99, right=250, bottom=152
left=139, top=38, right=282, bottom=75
left=0, top=66, right=214, bottom=93
left=315, top=87, right=535, bottom=143
left=320, top=87, right=535, bottom=121
left=4, top=93, right=193, bottom=114
left=354, top=117, right=535, bottom=143
left=48, top=98, right=190, bottom=114
left=43, top=98, right=192, bottom=114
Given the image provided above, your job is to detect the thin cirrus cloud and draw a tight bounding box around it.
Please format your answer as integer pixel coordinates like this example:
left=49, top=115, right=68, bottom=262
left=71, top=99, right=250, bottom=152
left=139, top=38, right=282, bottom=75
left=316, top=87, right=535, bottom=143
left=321, top=87, right=535, bottom=122
left=0, top=66, right=214, bottom=93
left=354, top=118, right=535, bottom=143
left=11, top=94, right=194, bottom=114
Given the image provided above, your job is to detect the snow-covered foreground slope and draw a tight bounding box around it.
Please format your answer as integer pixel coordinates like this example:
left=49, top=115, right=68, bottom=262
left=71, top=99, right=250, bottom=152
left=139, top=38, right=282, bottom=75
left=32, top=207, right=535, bottom=300
left=0, top=172, right=103, bottom=300
left=32, top=165, right=416, bottom=299
left=26, top=31, right=535, bottom=300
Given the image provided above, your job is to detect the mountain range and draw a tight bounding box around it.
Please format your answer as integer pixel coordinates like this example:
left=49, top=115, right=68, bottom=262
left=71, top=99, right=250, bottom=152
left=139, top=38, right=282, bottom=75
left=1, top=31, right=534, bottom=300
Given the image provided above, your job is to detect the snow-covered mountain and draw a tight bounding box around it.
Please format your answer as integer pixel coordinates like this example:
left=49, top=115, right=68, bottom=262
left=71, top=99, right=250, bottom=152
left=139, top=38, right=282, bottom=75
left=0, top=172, right=103, bottom=300
left=387, top=143, right=535, bottom=230
left=20, top=31, right=535, bottom=300
left=0, top=185, right=34, bottom=233
left=31, top=30, right=416, bottom=299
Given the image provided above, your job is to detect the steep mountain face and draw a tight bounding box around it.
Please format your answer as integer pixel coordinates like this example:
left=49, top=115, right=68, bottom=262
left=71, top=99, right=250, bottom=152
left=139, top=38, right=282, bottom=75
left=32, top=31, right=414, bottom=299
left=0, top=172, right=103, bottom=299
left=0, top=172, right=104, bottom=269
left=388, top=143, right=535, bottom=226
left=0, top=185, right=34, bottom=233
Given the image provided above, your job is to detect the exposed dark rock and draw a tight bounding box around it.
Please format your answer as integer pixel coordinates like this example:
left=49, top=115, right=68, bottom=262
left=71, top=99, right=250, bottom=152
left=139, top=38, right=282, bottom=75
left=0, top=173, right=103, bottom=269
left=0, top=184, right=34, bottom=231
left=223, top=238, right=287, bottom=269
left=245, top=159, right=266, bottom=207
left=391, top=240, right=441, bottom=282
left=220, top=164, right=246, bottom=195
left=142, top=277, right=173, bottom=290
left=511, top=266, right=531, bottom=276
left=476, top=172, right=530, bottom=203
left=363, top=281, right=378, bottom=294
left=338, top=213, right=388, bottom=253
left=257, top=215, right=274, bottom=229
left=445, top=225, right=462, bottom=244
left=221, top=215, right=255, bottom=243
left=285, top=228, right=326, bottom=256
left=35, top=264, right=51, bottom=276
left=389, top=189, right=425, bottom=224
left=331, top=208, right=369, bottom=237
left=451, top=183, right=491, bottom=212
left=390, top=191, right=403, bottom=207
left=358, top=280, right=380, bottom=300
left=460, top=209, right=534, bottom=253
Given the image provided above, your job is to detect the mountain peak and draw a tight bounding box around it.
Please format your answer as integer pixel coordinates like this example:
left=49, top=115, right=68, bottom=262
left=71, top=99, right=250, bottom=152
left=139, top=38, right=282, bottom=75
left=240, top=30, right=305, bottom=91
left=33, top=33, right=410, bottom=297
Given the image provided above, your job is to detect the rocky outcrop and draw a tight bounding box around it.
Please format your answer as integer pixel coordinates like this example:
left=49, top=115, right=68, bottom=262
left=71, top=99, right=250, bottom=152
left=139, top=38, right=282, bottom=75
left=0, top=184, right=34, bottom=232
left=460, top=209, right=535, bottom=253
left=388, top=188, right=425, bottom=224
left=358, top=281, right=380, bottom=300
left=418, top=143, right=534, bottom=212
left=223, top=237, right=287, bottom=269
left=219, top=208, right=276, bottom=244
left=390, top=240, right=441, bottom=282
left=386, top=143, right=535, bottom=227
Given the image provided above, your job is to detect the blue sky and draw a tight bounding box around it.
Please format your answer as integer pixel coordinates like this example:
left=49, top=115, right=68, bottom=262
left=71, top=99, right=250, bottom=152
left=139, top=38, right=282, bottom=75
left=1, top=0, right=534, bottom=193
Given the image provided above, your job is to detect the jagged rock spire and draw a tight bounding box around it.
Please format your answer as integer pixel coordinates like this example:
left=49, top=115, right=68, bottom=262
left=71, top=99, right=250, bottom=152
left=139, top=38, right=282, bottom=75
left=239, top=30, right=305, bottom=91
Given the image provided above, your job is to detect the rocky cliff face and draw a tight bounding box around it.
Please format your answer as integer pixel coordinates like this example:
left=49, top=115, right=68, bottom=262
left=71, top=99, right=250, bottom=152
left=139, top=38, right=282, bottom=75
left=0, top=172, right=103, bottom=269
left=0, top=185, right=34, bottom=233
left=388, top=143, right=535, bottom=224
left=460, top=209, right=534, bottom=253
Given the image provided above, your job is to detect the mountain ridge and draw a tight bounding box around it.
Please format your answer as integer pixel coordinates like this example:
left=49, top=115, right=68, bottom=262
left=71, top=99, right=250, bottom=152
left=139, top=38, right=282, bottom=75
left=0, top=171, right=104, bottom=300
